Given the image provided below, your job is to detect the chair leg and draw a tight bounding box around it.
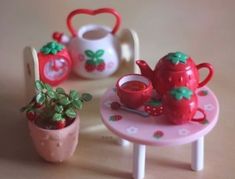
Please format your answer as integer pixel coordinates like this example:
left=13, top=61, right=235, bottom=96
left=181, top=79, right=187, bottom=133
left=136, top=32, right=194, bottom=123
left=133, top=143, right=146, bottom=179
left=191, top=136, right=204, bottom=171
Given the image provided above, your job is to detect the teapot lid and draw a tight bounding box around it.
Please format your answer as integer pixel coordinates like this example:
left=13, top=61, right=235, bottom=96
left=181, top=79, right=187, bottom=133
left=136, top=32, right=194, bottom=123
left=156, top=52, right=195, bottom=71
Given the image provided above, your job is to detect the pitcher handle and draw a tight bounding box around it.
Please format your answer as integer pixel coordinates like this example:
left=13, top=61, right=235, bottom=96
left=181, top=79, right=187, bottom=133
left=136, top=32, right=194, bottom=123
left=118, top=29, right=140, bottom=73
left=66, top=8, right=121, bottom=37
left=196, top=63, right=214, bottom=88
left=191, top=108, right=206, bottom=122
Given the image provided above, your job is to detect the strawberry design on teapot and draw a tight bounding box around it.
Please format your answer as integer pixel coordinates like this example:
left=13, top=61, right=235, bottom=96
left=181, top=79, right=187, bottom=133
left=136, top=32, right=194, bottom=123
left=136, top=52, right=214, bottom=96
left=52, top=8, right=126, bottom=79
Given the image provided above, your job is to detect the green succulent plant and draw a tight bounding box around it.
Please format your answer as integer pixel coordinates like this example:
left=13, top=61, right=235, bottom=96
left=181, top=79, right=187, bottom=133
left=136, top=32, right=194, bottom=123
left=21, top=80, right=92, bottom=129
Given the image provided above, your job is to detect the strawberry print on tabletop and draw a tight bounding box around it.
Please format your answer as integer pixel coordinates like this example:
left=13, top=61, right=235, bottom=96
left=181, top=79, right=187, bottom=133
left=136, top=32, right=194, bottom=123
left=100, top=86, right=219, bottom=146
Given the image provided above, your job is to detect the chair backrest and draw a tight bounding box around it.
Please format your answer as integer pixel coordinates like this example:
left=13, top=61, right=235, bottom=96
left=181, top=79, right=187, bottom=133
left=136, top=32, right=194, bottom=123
left=23, top=46, right=39, bottom=103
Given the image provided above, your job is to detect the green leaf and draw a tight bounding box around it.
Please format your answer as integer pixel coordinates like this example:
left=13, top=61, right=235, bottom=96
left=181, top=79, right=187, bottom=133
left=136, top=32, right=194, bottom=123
left=55, top=44, right=64, bottom=51
left=40, top=41, right=64, bottom=55
left=65, top=108, right=77, bottom=118
left=44, top=83, right=52, bottom=91
left=35, top=80, right=44, bottom=91
left=52, top=113, right=63, bottom=121
left=96, top=59, right=104, bottom=65
left=56, top=87, right=65, bottom=94
left=51, top=49, right=57, bottom=54
left=72, top=99, right=83, bottom=109
left=69, top=90, right=79, bottom=100
left=36, top=93, right=46, bottom=104
left=147, top=99, right=161, bottom=106
left=95, top=49, right=104, bottom=58
left=59, top=97, right=70, bottom=105
left=81, top=93, right=92, bottom=102
left=55, top=105, right=63, bottom=113
left=41, top=47, right=50, bottom=54
left=86, top=59, right=96, bottom=65
left=170, top=87, right=192, bottom=100
left=85, top=50, right=95, bottom=58
left=166, top=52, right=188, bottom=64
left=47, top=90, right=56, bottom=99
left=49, top=41, right=56, bottom=48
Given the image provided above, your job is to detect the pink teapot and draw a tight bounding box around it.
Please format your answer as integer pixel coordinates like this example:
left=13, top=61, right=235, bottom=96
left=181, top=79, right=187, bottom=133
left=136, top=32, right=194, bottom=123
left=53, top=8, right=132, bottom=79
left=136, top=52, right=214, bottom=96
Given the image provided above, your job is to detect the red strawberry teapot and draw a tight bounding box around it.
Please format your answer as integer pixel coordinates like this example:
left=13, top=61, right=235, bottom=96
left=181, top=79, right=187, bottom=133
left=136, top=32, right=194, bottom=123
left=136, top=52, right=214, bottom=96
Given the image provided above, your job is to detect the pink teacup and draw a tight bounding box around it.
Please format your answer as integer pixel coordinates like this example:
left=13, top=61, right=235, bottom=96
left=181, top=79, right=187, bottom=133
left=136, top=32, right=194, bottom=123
left=116, top=74, right=153, bottom=108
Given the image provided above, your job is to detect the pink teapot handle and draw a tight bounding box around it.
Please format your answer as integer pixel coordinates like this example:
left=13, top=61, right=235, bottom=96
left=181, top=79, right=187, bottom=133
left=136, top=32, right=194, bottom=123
left=66, top=8, right=121, bottom=37
left=196, top=63, right=214, bottom=88
left=191, top=108, right=206, bottom=122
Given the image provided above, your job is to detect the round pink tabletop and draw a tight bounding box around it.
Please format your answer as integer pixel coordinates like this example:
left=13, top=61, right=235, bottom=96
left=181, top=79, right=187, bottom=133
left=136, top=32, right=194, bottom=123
left=100, top=86, right=219, bottom=146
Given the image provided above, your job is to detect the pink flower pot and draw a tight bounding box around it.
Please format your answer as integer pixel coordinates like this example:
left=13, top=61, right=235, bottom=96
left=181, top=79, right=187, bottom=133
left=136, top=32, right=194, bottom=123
left=28, top=117, right=79, bottom=162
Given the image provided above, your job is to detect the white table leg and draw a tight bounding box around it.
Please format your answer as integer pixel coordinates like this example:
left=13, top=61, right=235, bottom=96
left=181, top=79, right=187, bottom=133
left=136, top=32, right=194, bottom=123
left=118, top=138, right=130, bottom=146
left=191, top=136, right=204, bottom=171
left=133, top=143, right=146, bottom=179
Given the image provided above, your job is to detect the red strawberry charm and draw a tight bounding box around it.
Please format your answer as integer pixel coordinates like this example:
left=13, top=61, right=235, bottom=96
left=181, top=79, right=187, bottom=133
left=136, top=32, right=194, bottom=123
left=198, top=90, right=208, bottom=96
left=163, top=87, right=198, bottom=124
left=55, top=119, right=66, bottom=129
left=153, top=130, right=164, bottom=139
left=66, top=117, right=75, bottom=126
left=26, top=110, right=36, bottom=121
left=96, top=61, right=105, bottom=71
left=109, top=115, right=122, bottom=121
left=34, top=102, right=43, bottom=109
left=144, top=99, right=164, bottom=116
left=85, top=60, right=96, bottom=72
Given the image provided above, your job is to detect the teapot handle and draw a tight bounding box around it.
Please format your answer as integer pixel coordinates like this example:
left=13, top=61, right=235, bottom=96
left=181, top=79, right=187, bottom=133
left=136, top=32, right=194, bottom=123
left=66, top=8, right=121, bottom=37
left=196, top=63, right=214, bottom=88
left=118, top=29, right=140, bottom=73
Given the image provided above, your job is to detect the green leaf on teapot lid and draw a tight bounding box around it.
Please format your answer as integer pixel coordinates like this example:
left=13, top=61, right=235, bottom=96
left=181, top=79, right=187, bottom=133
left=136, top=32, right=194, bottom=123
left=40, top=41, right=64, bottom=55
left=170, top=87, right=193, bottom=100
left=166, top=52, right=189, bottom=64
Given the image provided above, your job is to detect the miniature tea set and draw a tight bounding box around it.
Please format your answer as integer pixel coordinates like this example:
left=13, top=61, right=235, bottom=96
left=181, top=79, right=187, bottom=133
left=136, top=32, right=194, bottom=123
left=117, top=51, right=213, bottom=124
left=22, top=7, right=214, bottom=163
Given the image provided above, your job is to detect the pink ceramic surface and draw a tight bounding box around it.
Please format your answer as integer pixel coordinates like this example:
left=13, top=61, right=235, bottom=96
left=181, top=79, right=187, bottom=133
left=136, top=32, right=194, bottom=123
left=28, top=117, right=79, bottom=162
left=100, top=87, right=219, bottom=146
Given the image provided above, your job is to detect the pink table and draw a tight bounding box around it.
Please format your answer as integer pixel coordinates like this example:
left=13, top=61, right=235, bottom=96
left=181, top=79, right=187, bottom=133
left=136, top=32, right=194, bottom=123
left=100, top=86, right=219, bottom=179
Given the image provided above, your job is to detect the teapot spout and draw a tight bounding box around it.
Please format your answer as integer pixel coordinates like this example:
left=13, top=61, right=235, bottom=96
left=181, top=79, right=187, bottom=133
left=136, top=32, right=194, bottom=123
left=136, top=60, right=154, bottom=84
left=52, top=32, right=70, bottom=45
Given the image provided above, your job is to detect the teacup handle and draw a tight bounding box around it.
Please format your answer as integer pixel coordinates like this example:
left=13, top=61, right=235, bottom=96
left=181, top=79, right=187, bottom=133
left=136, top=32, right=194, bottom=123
left=196, top=63, right=214, bottom=88
left=66, top=8, right=121, bottom=37
left=191, top=108, right=206, bottom=122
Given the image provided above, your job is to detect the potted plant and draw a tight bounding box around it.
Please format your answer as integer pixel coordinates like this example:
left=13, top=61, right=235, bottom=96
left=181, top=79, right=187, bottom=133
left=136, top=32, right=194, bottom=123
left=21, top=80, right=92, bottom=162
